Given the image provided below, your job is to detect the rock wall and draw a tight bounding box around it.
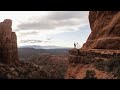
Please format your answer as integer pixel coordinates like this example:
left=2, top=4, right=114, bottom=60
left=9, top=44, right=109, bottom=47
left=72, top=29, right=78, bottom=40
left=0, top=19, right=19, bottom=64
left=66, top=11, right=120, bottom=79
left=82, top=11, right=120, bottom=49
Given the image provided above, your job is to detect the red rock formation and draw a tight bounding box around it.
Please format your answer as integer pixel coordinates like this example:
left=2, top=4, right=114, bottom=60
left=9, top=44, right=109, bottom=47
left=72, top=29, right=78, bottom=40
left=66, top=11, right=120, bottom=79
left=0, top=19, right=19, bottom=64
left=82, top=11, right=120, bottom=50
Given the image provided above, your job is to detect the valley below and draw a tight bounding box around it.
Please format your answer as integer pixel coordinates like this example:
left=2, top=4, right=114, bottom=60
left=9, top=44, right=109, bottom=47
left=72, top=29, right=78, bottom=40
left=0, top=48, right=69, bottom=79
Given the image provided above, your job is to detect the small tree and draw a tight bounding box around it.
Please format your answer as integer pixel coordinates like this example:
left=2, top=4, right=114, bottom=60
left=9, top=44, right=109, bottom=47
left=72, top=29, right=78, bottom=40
left=84, top=70, right=97, bottom=79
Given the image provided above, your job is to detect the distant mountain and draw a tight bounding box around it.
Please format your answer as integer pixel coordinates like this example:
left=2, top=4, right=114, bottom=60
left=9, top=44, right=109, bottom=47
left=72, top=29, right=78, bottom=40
left=18, top=47, right=71, bottom=60
left=19, top=45, right=72, bottom=49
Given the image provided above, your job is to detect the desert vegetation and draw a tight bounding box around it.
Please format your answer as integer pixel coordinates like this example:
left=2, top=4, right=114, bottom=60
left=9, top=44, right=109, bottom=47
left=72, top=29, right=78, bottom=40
left=95, top=57, right=120, bottom=78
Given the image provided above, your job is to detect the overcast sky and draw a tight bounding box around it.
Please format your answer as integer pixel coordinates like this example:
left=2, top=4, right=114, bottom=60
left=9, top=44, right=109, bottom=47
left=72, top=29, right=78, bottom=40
left=0, top=11, right=90, bottom=48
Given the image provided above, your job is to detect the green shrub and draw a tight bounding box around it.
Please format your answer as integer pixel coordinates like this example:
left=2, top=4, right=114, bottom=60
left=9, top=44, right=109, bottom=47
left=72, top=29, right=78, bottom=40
left=83, top=70, right=97, bottom=79
left=95, top=57, right=120, bottom=78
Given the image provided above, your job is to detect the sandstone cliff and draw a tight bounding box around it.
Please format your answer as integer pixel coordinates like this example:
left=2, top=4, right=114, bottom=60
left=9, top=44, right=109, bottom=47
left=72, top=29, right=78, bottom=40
left=82, top=11, right=120, bottom=49
left=0, top=19, right=19, bottom=64
left=66, top=11, right=120, bottom=79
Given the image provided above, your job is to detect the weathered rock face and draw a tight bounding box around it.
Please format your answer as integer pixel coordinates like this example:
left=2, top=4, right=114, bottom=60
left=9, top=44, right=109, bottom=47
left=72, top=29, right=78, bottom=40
left=0, top=19, right=19, bottom=64
left=82, top=11, right=120, bottom=50
left=66, top=11, right=120, bottom=79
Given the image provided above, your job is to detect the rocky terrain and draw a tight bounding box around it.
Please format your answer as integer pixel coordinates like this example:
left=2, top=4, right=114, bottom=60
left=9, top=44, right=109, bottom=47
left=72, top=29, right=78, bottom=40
left=0, top=54, right=68, bottom=79
left=25, top=54, right=68, bottom=79
left=65, top=49, right=120, bottom=79
left=0, top=62, right=49, bottom=79
left=66, top=11, right=120, bottom=79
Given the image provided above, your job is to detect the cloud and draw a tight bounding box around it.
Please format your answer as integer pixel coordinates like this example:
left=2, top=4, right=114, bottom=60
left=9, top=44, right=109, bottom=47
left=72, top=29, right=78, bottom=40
left=17, top=11, right=89, bottom=30
left=17, top=20, right=55, bottom=30
left=20, top=40, right=52, bottom=43
left=16, top=31, right=40, bottom=37
left=48, top=11, right=88, bottom=20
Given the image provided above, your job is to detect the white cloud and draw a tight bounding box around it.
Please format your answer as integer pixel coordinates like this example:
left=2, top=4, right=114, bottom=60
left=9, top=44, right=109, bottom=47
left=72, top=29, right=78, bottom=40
left=0, top=11, right=49, bottom=31
left=16, top=11, right=89, bottom=31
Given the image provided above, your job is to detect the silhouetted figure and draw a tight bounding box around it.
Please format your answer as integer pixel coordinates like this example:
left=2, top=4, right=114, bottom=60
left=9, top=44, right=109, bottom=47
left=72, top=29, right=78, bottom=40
left=74, top=43, right=76, bottom=49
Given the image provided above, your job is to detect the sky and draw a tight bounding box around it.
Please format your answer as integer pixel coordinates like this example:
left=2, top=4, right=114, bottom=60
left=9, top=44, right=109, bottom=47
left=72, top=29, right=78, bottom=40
left=0, top=11, right=91, bottom=48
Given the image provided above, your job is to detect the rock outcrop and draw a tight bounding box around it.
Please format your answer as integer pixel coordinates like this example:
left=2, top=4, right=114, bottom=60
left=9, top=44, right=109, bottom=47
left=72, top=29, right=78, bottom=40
left=65, top=49, right=120, bottom=79
left=82, top=11, right=120, bottom=49
left=66, top=11, right=120, bottom=79
left=0, top=19, right=19, bottom=64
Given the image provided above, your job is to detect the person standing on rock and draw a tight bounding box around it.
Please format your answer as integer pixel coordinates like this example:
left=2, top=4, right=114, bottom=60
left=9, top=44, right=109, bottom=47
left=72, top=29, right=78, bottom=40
left=74, top=43, right=76, bottom=49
